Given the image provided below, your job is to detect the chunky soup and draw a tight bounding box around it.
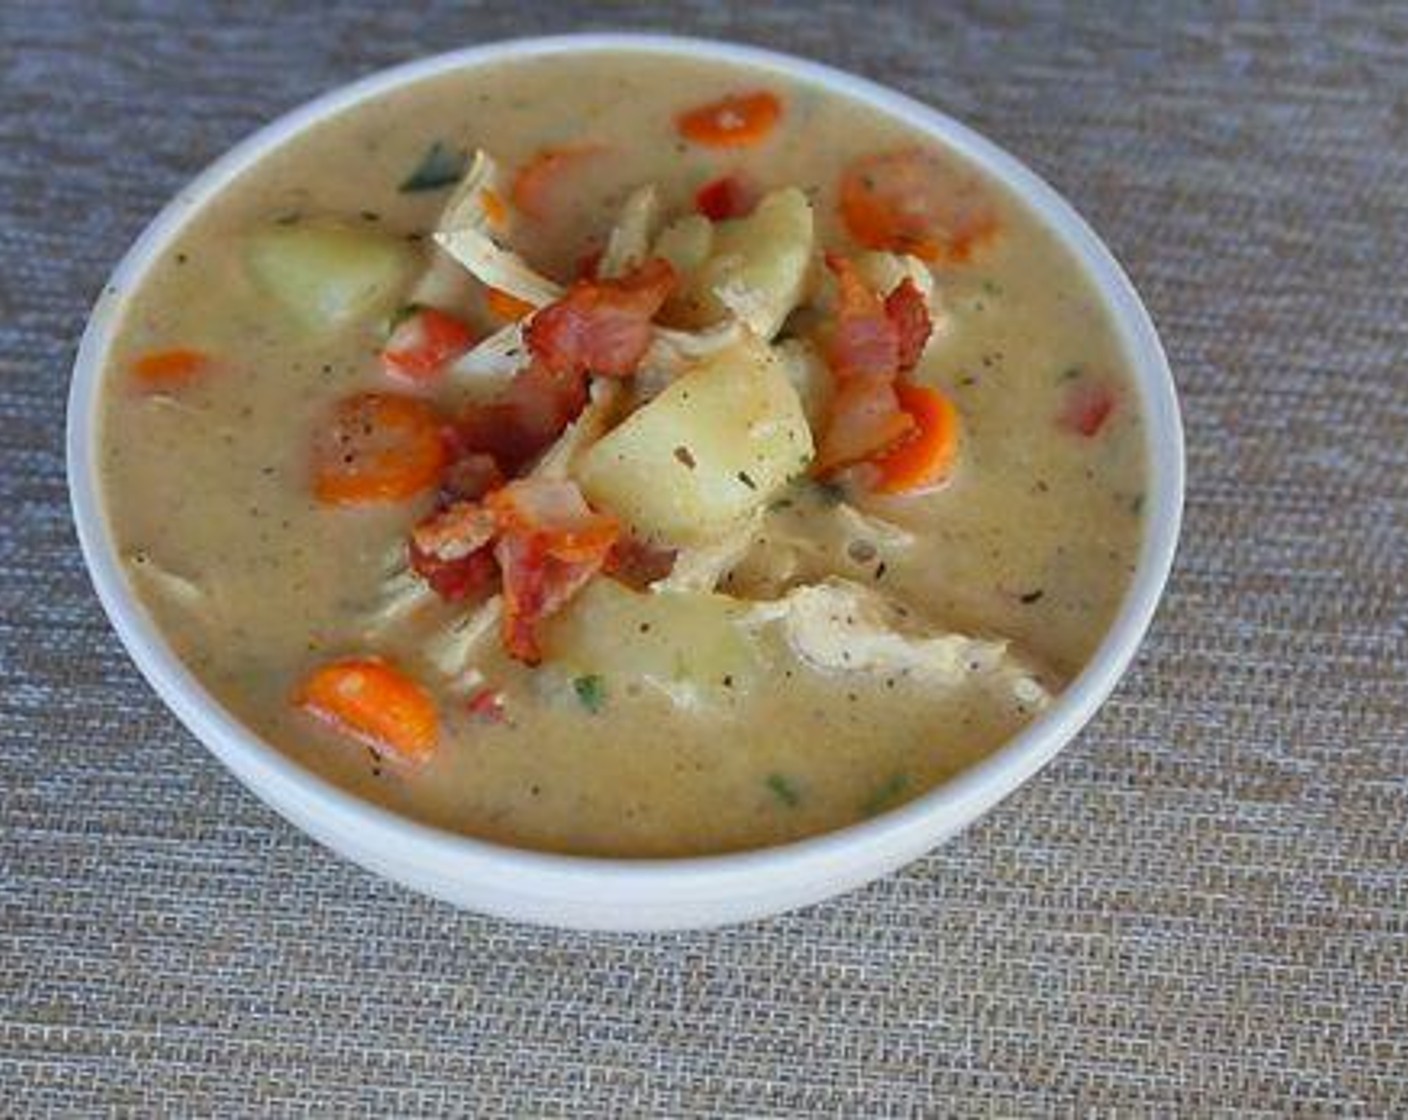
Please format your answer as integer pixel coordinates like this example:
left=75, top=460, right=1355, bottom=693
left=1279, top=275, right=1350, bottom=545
left=100, top=51, right=1145, bottom=856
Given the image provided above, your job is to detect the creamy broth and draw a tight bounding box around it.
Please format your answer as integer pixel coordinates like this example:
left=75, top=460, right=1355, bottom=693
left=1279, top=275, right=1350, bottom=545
left=100, top=52, right=1144, bottom=856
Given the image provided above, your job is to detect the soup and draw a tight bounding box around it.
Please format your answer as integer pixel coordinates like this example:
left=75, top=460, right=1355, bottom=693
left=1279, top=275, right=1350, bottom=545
left=99, top=51, right=1145, bottom=857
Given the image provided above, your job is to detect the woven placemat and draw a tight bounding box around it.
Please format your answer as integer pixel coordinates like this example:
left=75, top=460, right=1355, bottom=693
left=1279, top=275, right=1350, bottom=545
left=3, top=2, right=1405, bottom=1113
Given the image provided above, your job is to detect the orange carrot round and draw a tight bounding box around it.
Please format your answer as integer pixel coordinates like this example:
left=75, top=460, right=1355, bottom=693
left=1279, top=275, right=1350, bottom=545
left=840, top=149, right=998, bottom=263
left=872, top=382, right=961, bottom=493
left=485, top=286, right=537, bottom=322
left=297, top=657, right=437, bottom=765
left=130, top=347, right=211, bottom=391
left=511, top=145, right=604, bottom=220
left=312, top=392, right=446, bottom=505
left=677, top=91, right=782, bottom=148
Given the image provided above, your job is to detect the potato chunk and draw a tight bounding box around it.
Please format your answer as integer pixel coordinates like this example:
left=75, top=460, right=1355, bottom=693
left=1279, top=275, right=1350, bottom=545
left=545, top=578, right=760, bottom=705
left=575, top=336, right=814, bottom=545
left=673, top=188, right=815, bottom=339
left=246, top=222, right=416, bottom=332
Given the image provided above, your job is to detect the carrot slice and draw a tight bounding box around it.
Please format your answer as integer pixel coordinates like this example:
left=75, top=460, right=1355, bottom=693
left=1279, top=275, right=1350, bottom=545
left=381, top=307, right=475, bottom=384
left=131, top=347, right=211, bottom=390
left=840, top=149, right=998, bottom=263
left=312, top=392, right=446, bottom=505
left=297, top=657, right=437, bottom=765
left=511, top=145, right=604, bottom=220
left=677, top=91, right=782, bottom=148
left=485, top=286, right=537, bottom=322
left=872, top=382, right=961, bottom=493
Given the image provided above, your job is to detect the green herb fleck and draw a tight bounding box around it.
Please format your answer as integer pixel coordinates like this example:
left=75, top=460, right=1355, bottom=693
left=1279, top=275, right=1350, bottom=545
left=400, top=141, right=468, bottom=192
left=982, top=279, right=1003, bottom=296
left=1061, top=365, right=1083, bottom=381
left=1130, top=492, right=1145, bottom=515
left=573, top=674, right=606, bottom=714
left=766, top=773, right=801, bottom=808
left=861, top=772, right=911, bottom=817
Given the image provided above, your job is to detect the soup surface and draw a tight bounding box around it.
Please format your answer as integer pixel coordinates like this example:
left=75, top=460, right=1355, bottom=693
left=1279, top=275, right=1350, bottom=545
left=100, top=50, right=1145, bottom=856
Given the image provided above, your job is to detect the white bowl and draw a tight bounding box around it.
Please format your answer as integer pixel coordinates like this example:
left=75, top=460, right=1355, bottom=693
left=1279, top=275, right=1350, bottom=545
left=67, top=33, right=1183, bottom=931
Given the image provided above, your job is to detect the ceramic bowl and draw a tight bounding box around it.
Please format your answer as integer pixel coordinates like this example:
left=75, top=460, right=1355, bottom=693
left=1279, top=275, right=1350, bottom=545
left=68, top=34, right=1183, bottom=931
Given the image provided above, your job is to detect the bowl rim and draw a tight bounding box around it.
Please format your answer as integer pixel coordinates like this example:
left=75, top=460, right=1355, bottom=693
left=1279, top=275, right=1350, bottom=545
left=67, top=32, right=1183, bottom=911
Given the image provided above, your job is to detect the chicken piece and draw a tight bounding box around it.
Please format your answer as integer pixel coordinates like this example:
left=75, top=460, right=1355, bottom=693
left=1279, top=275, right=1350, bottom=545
left=747, top=577, right=1053, bottom=705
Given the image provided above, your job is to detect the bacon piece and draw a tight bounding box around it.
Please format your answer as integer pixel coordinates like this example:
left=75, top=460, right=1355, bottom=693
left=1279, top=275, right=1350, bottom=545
left=411, top=501, right=498, bottom=562
left=884, top=278, right=933, bottom=374
left=576, top=247, right=604, bottom=280
left=815, top=257, right=940, bottom=477
left=452, top=360, right=590, bottom=473
left=525, top=258, right=676, bottom=378
left=408, top=540, right=499, bottom=603
left=826, top=253, right=899, bottom=381
left=486, top=479, right=619, bottom=664
left=438, top=451, right=503, bottom=504
left=407, top=495, right=502, bottom=603
left=815, top=374, right=917, bottom=477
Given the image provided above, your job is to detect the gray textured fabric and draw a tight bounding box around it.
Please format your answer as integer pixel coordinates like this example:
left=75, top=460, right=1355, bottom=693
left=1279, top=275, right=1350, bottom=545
left=3, top=0, right=1406, bottom=1113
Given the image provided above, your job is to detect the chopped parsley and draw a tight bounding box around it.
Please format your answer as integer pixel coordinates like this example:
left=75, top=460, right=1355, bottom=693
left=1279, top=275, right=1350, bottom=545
left=861, top=772, right=911, bottom=817
left=400, top=141, right=468, bottom=192
left=766, top=773, right=801, bottom=808
left=573, top=674, right=606, bottom=714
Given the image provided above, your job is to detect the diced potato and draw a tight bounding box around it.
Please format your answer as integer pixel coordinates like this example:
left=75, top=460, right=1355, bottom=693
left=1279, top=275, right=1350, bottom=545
left=673, top=188, right=815, bottom=339
left=575, top=335, right=814, bottom=545
left=653, top=214, right=714, bottom=277
left=246, top=222, right=417, bottom=333
left=545, top=578, right=760, bottom=705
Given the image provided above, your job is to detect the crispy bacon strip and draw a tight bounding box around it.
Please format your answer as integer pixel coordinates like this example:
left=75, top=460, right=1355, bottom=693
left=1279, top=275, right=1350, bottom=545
left=826, top=253, right=899, bottom=381
left=885, top=278, right=933, bottom=374
left=451, top=360, right=590, bottom=473
left=525, top=258, right=676, bottom=377
left=408, top=540, right=499, bottom=603
left=486, top=479, right=620, bottom=663
left=816, top=256, right=940, bottom=477
left=451, top=260, right=675, bottom=473
left=815, top=374, right=917, bottom=477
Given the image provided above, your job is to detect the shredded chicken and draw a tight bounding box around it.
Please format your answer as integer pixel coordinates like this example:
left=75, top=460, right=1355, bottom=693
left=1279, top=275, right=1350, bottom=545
left=126, top=552, right=205, bottom=609
left=431, top=148, right=565, bottom=308
left=422, top=595, right=503, bottom=684
left=599, top=184, right=662, bottom=279
left=357, top=545, right=436, bottom=635
left=744, top=577, right=1053, bottom=705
